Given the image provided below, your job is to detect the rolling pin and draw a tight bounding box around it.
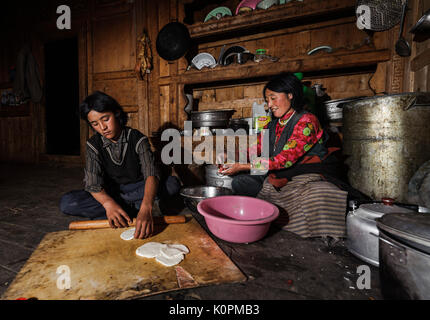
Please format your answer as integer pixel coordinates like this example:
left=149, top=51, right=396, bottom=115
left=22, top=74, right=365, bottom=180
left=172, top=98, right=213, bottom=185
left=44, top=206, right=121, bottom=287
left=68, top=215, right=186, bottom=230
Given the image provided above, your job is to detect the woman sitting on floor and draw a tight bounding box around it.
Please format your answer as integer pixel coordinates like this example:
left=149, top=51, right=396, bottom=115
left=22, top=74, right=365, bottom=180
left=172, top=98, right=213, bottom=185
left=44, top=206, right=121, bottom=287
left=218, top=72, right=350, bottom=239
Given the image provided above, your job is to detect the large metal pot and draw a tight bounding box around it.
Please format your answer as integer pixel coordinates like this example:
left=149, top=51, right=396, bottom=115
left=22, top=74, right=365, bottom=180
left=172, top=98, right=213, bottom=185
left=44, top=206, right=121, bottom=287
left=346, top=199, right=414, bottom=267
left=342, top=93, right=430, bottom=203
left=323, top=97, right=365, bottom=121
left=191, top=109, right=235, bottom=128
left=205, top=164, right=233, bottom=189
left=377, top=212, right=430, bottom=299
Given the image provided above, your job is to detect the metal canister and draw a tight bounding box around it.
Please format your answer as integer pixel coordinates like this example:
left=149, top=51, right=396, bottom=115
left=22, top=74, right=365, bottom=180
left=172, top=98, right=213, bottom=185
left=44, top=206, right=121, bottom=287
left=346, top=199, right=414, bottom=267
left=342, top=93, right=430, bottom=202
left=205, top=164, right=233, bottom=189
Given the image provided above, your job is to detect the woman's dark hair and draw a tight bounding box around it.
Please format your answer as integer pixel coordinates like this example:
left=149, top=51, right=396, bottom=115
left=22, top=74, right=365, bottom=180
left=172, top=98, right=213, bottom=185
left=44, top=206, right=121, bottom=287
left=79, top=91, right=128, bottom=127
left=263, top=72, right=305, bottom=114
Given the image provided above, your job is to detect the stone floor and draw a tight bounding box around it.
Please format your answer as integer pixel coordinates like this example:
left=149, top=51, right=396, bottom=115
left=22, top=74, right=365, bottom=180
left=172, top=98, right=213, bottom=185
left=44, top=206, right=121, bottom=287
left=0, top=162, right=383, bottom=300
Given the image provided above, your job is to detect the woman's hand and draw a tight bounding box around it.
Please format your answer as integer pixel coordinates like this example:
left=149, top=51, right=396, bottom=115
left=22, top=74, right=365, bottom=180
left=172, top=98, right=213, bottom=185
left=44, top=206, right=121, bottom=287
left=216, top=151, right=228, bottom=170
left=218, top=163, right=251, bottom=176
left=134, top=203, right=154, bottom=239
left=103, top=200, right=132, bottom=228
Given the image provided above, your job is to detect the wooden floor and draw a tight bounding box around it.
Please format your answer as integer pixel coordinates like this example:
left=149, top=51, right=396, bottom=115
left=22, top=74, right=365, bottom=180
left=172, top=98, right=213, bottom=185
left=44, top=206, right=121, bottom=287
left=0, top=163, right=383, bottom=300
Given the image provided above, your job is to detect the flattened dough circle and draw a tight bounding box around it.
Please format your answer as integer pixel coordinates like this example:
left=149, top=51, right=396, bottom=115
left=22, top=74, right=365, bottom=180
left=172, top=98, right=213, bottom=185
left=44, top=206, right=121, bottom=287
left=120, top=228, right=136, bottom=241
left=160, top=244, right=189, bottom=258
left=167, top=244, right=189, bottom=254
left=155, top=253, right=185, bottom=267
left=136, top=242, right=166, bottom=258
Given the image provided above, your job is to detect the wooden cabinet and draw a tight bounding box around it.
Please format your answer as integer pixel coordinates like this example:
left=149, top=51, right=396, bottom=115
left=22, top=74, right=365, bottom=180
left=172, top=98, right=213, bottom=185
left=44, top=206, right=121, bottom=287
left=148, top=0, right=393, bottom=132
left=163, top=0, right=390, bottom=85
left=187, top=0, right=355, bottom=40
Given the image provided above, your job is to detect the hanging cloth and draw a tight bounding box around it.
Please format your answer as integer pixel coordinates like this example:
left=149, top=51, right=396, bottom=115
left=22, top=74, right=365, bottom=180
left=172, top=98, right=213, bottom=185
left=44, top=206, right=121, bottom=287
left=13, top=45, right=43, bottom=103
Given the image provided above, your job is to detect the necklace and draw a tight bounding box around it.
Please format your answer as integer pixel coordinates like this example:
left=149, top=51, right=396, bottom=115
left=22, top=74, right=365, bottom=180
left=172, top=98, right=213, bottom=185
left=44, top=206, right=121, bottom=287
left=278, top=110, right=295, bottom=126
left=274, top=110, right=295, bottom=152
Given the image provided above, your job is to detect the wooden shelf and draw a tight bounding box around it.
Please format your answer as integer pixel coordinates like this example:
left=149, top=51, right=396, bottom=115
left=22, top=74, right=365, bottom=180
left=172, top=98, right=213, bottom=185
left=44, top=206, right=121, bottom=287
left=159, top=49, right=390, bottom=86
left=187, top=0, right=356, bottom=41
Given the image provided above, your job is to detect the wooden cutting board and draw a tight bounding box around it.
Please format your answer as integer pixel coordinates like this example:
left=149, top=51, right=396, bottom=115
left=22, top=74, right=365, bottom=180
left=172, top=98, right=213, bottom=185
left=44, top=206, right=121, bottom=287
left=2, top=217, right=246, bottom=300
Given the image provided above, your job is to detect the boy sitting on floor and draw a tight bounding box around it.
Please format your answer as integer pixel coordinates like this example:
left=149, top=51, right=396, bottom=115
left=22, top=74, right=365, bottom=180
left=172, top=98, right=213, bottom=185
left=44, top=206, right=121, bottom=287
left=60, top=91, right=180, bottom=239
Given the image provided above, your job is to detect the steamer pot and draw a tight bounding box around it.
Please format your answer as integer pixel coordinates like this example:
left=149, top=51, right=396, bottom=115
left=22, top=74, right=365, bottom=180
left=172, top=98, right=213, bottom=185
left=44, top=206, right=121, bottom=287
left=346, top=198, right=414, bottom=267
left=343, top=92, right=430, bottom=203
left=377, top=212, right=430, bottom=299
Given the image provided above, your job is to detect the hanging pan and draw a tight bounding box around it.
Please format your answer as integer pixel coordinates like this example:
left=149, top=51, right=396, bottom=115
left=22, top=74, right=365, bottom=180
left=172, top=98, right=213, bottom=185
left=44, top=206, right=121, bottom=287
left=156, top=22, right=191, bottom=61
left=410, top=9, right=430, bottom=34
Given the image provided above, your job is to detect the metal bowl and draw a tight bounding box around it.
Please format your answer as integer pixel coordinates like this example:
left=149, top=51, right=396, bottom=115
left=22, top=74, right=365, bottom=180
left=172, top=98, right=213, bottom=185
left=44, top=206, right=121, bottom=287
left=180, top=186, right=233, bottom=212
left=190, top=109, right=235, bottom=128
left=323, top=97, right=366, bottom=121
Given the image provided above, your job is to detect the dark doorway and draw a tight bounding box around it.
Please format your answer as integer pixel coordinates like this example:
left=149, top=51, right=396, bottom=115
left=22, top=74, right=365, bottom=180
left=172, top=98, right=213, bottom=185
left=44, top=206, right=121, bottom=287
left=44, top=37, right=80, bottom=155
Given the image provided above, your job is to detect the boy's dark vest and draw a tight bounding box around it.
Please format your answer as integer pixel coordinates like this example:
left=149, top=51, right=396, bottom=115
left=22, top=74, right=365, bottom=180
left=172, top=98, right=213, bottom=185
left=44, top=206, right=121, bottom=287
left=87, top=127, right=144, bottom=185
left=267, top=111, right=336, bottom=179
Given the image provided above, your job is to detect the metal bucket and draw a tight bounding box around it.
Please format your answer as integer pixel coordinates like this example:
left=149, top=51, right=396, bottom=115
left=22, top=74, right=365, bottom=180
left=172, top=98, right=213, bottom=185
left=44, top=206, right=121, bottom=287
left=342, top=92, right=430, bottom=203
left=205, top=164, right=233, bottom=189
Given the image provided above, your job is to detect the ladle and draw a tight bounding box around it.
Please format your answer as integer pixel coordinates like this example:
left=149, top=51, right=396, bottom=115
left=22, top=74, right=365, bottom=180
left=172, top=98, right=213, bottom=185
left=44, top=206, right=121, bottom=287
left=395, top=0, right=411, bottom=57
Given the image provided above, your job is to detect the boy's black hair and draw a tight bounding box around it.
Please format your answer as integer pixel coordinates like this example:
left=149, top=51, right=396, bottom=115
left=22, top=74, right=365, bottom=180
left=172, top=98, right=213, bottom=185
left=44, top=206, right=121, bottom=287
left=79, top=91, right=128, bottom=126
left=263, top=72, right=305, bottom=114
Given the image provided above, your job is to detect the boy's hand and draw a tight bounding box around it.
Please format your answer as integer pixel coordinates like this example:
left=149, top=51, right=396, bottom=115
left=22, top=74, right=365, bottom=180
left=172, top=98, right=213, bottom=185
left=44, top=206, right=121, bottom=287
left=134, top=203, right=153, bottom=239
left=103, top=200, right=132, bottom=228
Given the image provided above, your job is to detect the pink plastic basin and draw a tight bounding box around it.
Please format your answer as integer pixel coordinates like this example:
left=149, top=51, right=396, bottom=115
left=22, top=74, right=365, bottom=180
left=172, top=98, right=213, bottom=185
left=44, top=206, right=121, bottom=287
left=197, top=196, right=279, bottom=243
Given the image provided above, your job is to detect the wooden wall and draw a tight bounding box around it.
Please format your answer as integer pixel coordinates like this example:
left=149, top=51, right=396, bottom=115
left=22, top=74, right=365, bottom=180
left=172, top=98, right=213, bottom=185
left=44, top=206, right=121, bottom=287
left=407, top=0, right=430, bottom=92
left=0, top=1, right=36, bottom=163
left=89, top=0, right=141, bottom=130
left=0, top=0, right=429, bottom=165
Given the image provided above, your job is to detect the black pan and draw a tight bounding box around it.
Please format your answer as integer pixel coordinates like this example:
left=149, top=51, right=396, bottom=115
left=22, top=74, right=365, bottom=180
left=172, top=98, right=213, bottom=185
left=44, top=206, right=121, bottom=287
left=156, top=22, right=191, bottom=61
left=410, top=9, right=430, bottom=34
